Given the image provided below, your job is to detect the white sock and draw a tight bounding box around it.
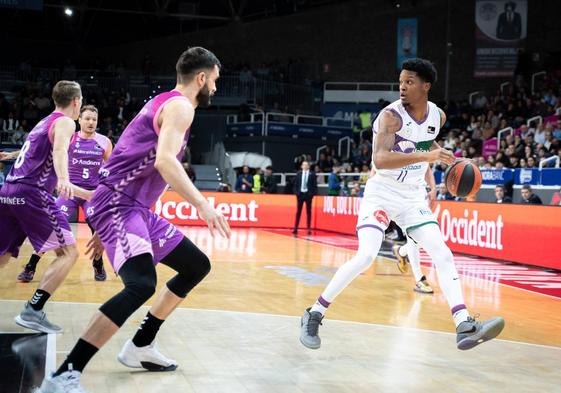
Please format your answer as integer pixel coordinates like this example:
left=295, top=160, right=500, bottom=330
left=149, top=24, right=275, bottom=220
left=453, top=308, right=470, bottom=327
left=315, top=227, right=384, bottom=314
left=310, top=296, right=329, bottom=315
left=406, top=240, right=424, bottom=282
left=409, top=224, right=469, bottom=326
left=398, top=244, right=408, bottom=257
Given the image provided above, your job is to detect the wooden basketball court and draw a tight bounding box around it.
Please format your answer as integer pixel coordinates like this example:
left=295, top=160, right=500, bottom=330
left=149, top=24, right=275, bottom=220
left=1, top=224, right=560, bottom=392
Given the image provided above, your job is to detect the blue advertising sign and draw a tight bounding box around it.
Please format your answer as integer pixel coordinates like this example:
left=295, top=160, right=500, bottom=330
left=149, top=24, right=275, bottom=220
left=0, top=0, right=43, bottom=10
left=397, top=18, right=418, bottom=69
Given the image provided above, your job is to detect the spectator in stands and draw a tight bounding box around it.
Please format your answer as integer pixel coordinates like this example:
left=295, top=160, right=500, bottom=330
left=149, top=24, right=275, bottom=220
left=553, top=120, right=561, bottom=140
left=520, top=185, right=543, bottom=204
left=235, top=165, right=253, bottom=193
left=33, top=93, right=51, bottom=117
left=312, top=164, right=325, bottom=184
left=527, top=156, right=537, bottom=168
left=292, top=160, right=317, bottom=235
left=349, top=182, right=363, bottom=197
left=0, top=162, right=4, bottom=186
left=262, top=166, right=277, bottom=194
left=252, top=168, right=263, bottom=193
left=494, top=185, right=512, bottom=203
left=534, top=123, right=546, bottom=145
left=0, top=94, right=9, bottom=127
left=519, top=158, right=527, bottom=168
left=328, top=167, right=342, bottom=196
left=549, top=186, right=561, bottom=206
left=544, top=129, right=558, bottom=152
left=2, top=112, right=19, bottom=140
left=360, top=164, right=370, bottom=184
left=436, top=182, right=455, bottom=200
left=11, top=124, right=28, bottom=145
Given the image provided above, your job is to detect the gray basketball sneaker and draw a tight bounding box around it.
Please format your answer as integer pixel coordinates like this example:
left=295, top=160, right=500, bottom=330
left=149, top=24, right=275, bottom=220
left=15, top=302, right=62, bottom=334
left=300, top=308, right=323, bottom=349
left=456, top=316, right=505, bottom=350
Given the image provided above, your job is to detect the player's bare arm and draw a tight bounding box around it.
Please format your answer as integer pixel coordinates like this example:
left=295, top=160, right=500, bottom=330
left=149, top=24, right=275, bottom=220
left=373, top=110, right=449, bottom=169
left=155, top=99, right=231, bottom=238
left=52, top=117, right=93, bottom=201
left=102, top=142, right=113, bottom=162
left=0, top=150, right=20, bottom=160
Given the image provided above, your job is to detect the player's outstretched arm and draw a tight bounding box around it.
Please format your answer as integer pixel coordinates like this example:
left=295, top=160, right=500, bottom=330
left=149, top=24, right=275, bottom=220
left=373, top=110, right=455, bottom=169
left=155, top=99, right=231, bottom=239
left=0, top=150, right=20, bottom=161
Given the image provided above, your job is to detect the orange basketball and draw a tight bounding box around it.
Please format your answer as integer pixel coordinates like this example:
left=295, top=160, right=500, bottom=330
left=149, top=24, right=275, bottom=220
left=444, top=160, right=482, bottom=198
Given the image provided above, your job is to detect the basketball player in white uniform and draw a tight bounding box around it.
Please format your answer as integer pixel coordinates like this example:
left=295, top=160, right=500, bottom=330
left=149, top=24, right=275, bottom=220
left=300, top=59, right=505, bottom=351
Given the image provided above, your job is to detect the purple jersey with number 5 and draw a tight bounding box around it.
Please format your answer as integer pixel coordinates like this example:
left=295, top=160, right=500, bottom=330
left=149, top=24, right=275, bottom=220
left=6, top=111, right=68, bottom=193
left=68, top=132, right=111, bottom=190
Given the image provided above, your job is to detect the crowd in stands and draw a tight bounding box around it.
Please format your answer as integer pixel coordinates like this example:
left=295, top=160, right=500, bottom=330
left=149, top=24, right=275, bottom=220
left=0, top=85, right=142, bottom=146
left=284, top=72, right=561, bottom=201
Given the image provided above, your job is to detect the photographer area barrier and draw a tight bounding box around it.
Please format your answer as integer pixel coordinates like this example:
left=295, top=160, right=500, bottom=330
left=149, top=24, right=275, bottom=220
left=78, top=191, right=561, bottom=270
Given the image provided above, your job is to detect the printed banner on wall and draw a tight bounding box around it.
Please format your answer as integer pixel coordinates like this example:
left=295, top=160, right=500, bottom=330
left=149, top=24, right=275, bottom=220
left=397, top=18, right=418, bottom=69
left=474, top=0, right=527, bottom=78
left=77, top=192, right=561, bottom=269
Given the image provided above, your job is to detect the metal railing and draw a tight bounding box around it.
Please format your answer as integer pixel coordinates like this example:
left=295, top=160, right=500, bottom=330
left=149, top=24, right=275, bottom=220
left=499, top=81, right=511, bottom=95
left=497, top=127, right=513, bottom=149
left=539, top=156, right=560, bottom=169
left=316, top=145, right=328, bottom=162
left=531, top=71, right=546, bottom=94
left=338, top=136, right=352, bottom=160
left=273, top=172, right=369, bottom=187
left=526, top=116, right=543, bottom=127
left=468, top=91, right=482, bottom=106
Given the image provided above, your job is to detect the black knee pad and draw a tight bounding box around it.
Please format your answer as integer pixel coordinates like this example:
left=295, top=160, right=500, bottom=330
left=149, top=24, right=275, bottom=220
left=161, top=238, right=211, bottom=298
left=166, top=256, right=210, bottom=298
left=99, top=253, right=156, bottom=327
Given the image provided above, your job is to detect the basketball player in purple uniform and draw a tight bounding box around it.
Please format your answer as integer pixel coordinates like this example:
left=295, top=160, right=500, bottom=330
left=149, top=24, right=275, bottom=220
left=0, top=80, right=92, bottom=334
left=17, top=105, right=112, bottom=282
left=40, top=47, right=230, bottom=393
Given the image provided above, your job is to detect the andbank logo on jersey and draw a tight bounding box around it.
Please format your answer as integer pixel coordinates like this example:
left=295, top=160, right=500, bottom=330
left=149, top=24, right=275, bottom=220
left=154, top=196, right=259, bottom=222
left=433, top=203, right=504, bottom=250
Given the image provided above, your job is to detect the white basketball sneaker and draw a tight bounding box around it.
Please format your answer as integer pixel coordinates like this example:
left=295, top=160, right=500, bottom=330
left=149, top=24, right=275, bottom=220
left=117, top=339, right=177, bottom=371
left=38, top=370, right=88, bottom=393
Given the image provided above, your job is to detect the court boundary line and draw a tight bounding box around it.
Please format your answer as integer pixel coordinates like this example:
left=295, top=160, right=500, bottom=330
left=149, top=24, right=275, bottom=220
left=46, top=333, right=56, bottom=376
left=1, top=300, right=559, bottom=351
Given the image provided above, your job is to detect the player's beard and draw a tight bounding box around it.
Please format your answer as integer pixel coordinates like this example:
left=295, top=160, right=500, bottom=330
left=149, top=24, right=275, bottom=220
left=196, top=84, right=212, bottom=108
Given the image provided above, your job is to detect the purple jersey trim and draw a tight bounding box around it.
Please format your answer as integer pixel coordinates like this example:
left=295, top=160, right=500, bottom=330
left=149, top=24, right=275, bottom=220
left=451, top=304, right=467, bottom=314
left=387, top=108, right=403, bottom=131
left=356, top=224, right=384, bottom=233
left=152, top=95, right=190, bottom=135
left=405, top=104, right=430, bottom=125
left=47, top=112, right=67, bottom=144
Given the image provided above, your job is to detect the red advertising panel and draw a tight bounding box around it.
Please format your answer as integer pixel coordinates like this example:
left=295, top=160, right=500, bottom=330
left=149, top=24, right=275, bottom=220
left=433, top=201, right=561, bottom=270
left=79, top=192, right=561, bottom=269
left=153, top=191, right=299, bottom=228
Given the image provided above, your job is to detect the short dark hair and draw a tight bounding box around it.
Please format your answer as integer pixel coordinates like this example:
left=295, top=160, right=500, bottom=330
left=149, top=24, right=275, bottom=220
left=176, top=47, right=221, bottom=83
left=80, top=104, right=98, bottom=115
left=52, top=80, right=81, bottom=107
left=266, top=165, right=273, bottom=170
left=522, top=185, right=532, bottom=191
left=401, top=58, right=437, bottom=84
left=495, top=184, right=505, bottom=190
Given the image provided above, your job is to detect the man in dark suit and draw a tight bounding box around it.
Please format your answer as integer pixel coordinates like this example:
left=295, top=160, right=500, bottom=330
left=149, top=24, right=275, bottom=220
left=521, top=185, right=542, bottom=205
left=494, top=184, right=512, bottom=203
left=292, top=161, right=317, bottom=235
left=496, top=1, right=522, bottom=40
